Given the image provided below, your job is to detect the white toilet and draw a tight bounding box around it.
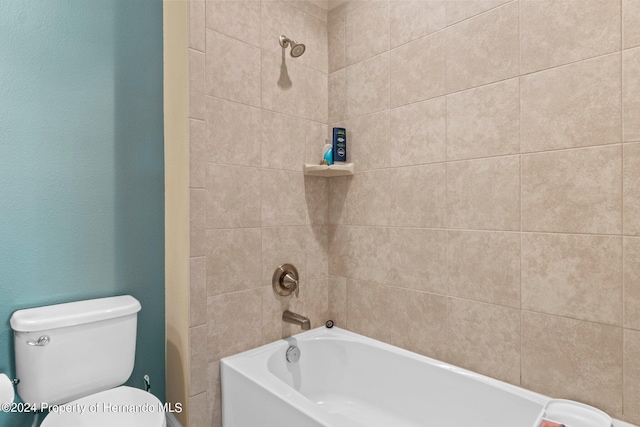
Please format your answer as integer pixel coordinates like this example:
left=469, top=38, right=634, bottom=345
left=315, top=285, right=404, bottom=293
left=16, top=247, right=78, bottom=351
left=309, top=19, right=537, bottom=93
left=10, top=295, right=166, bottom=427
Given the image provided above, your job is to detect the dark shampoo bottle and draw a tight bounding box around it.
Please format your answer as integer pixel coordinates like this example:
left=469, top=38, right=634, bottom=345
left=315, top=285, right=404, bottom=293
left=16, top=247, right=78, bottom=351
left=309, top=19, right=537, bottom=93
left=332, top=127, right=347, bottom=163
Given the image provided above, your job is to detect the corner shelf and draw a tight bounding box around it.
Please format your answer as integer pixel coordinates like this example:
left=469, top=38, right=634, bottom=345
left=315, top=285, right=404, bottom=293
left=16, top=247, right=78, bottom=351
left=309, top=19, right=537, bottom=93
left=303, top=163, right=354, bottom=177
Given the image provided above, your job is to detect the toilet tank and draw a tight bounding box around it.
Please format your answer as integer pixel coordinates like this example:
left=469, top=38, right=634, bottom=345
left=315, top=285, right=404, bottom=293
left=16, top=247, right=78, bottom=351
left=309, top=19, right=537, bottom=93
left=10, top=295, right=141, bottom=408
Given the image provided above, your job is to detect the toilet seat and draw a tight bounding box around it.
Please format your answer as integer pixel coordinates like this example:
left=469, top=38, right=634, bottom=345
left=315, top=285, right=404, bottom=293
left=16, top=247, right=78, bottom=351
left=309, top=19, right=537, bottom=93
left=40, top=386, right=167, bottom=427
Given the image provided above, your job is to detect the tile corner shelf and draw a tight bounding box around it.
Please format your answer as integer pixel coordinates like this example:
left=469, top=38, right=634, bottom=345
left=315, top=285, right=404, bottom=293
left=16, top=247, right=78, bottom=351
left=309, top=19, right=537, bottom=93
left=303, top=163, right=354, bottom=177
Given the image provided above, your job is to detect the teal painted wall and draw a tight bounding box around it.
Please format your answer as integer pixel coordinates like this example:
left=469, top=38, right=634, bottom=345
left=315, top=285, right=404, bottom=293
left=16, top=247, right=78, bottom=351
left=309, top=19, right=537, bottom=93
left=0, top=0, right=165, bottom=425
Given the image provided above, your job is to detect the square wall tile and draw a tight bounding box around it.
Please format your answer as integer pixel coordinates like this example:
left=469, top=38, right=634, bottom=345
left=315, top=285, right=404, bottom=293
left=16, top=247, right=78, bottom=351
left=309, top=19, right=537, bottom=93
left=328, top=17, right=346, bottom=72
left=189, top=393, right=208, bottom=426
left=304, top=176, right=329, bottom=226
left=388, top=288, right=448, bottom=360
left=305, top=14, right=329, bottom=73
left=522, top=312, right=623, bottom=417
left=205, top=164, right=261, bottom=229
left=342, top=111, right=390, bottom=170
left=345, top=226, right=390, bottom=284
left=445, top=0, right=511, bottom=26
left=345, top=279, right=390, bottom=342
left=262, top=226, right=307, bottom=286
left=445, top=2, right=519, bottom=93
left=328, top=276, right=347, bottom=327
left=447, top=230, right=520, bottom=308
left=189, top=49, right=205, bottom=120
left=347, top=279, right=448, bottom=360
left=190, top=325, right=208, bottom=396
left=521, top=145, right=622, bottom=235
left=389, top=97, right=446, bottom=167
left=446, top=78, right=519, bottom=161
left=261, top=1, right=306, bottom=56
left=300, top=276, right=330, bottom=329
left=623, top=0, right=640, bottom=49
left=261, top=285, right=298, bottom=342
left=346, top=52, right=390, bottom=119
left=390, top=1, right=446, bottom=48
left=447, top=156, right=520, bottom=231
left=390, top=164, right=446, bottom=228
left=329, top=0, right=368, bottom=23
left=624, top=143, right=640, bottom=235
left=261, top=110, right=305, bottom=171
left=306, top=68, right=328, bottom=123
left=390, top=31, right=446, bottom=108
left=328, top=177, right=351, bottom=225
left=625, top=237, right=640, bottom=329
left=205, top=30, right=261, bottom=107
left=206, top=0, right=261, bottom=47
left=520, top=0, right=620, bottom=74
left=522, top=233, right=623, bottom=326
left=328, top=225, right=349, bottom=276
left=206, top=228, right=262, bottom=295
left=306, top=225, right=329, bottom=278
left=345, top=0, right=390, bottom=66
left=329, top=68, right=347, bottom=123
left=262, top=170, right=308, bottom=227
left=446, top=298, right=521, bottom=385
left=294, top=1, right=327, bottom=23
left=189, top=0, right=205, bottom=52
left=304, top=121, right=329, bottom=165
left=208, top=289, right=263, bottom=360
left=190, top=257, right=207, bottom=327
left=189, top=118, right=206, bottom=188
left=624, top=48, right=640, bottom=142
left=207, top=361, right=222, bottom=427
left=624, top=329, right=640, bottom=424
left=346, top=170, right=391, bottom=226
left=190, top=189, right=206, bottom=257
left=521, top=53, right=621, bottom=152
left=262, top=52, right=308, bottom=119
left=206, top=97, right=261, bottom=167
left=387, top=228, right=447, bottom=294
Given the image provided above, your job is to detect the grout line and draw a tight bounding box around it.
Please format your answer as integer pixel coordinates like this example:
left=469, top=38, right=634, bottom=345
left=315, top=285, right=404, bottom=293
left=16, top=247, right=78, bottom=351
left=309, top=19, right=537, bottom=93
left=333, top=48, right=623, bottom=125
left=335, top=143, right=627, bottom=178
left=327, top=0, right=370, bottom=25
left=518, top=0, right=524, bottom=384
left=620, top=0, right=626, bottom=413
left=519, top=48, right=621, bottom=79
left=327, top=224, right=626, bottom=239
left=622, top=326, right=626, bottom=418
left=343, top=274, right=629, bottom=330
left=444, top=86, right=450, bottom=304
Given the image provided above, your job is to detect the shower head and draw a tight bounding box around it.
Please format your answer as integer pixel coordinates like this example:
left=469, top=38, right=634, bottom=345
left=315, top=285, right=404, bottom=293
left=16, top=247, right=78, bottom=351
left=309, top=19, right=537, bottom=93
left=279, top=35, right=306, bottom=58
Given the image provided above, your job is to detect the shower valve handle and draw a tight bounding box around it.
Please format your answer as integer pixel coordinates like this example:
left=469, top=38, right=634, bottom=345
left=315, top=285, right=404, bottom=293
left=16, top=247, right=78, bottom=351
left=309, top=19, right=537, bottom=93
left=282, top=272, right=299, bottom=297
left=272, top=264, right=300, bottom=298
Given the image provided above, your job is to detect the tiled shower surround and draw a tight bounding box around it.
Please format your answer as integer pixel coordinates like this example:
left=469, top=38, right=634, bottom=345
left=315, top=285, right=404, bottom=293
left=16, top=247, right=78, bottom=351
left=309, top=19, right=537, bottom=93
left=186, top=0, right=640, bottom=425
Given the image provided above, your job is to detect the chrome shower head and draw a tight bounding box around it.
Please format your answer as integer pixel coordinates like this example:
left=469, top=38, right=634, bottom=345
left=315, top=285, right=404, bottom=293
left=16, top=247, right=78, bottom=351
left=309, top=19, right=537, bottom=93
left=290, top=42, right=306, bottom=58
left=279, top=35, right=306, bottom=58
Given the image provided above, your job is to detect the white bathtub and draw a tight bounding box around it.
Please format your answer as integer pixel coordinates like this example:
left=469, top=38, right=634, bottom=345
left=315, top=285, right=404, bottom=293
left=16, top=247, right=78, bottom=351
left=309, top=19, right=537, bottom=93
left=221, top=327, right=627, bottom=427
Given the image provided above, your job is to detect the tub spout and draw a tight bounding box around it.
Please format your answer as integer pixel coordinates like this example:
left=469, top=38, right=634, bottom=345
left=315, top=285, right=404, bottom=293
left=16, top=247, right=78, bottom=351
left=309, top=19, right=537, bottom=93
left=282, top=310, right=310, bottom=330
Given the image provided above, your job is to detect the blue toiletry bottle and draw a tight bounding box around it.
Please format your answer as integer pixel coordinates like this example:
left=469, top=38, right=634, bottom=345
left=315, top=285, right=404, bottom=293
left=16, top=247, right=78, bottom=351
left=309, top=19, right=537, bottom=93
left=323, top=145, right=334, bottom=165
left=332, top=128, right=347, bottom=163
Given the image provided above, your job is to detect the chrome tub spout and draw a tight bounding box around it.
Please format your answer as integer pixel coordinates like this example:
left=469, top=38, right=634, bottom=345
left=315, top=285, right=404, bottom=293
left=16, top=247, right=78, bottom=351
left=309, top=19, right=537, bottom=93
left=282, top=310, right=310, bottom=330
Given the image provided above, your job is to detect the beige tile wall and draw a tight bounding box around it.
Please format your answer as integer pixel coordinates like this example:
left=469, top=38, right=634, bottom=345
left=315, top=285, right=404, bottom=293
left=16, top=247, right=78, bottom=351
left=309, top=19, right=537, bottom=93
left=184, top=0, right=640, bottom=425
left=188, top=1, right=329, bottom=425
left=328, top=0, right=639, bottom=424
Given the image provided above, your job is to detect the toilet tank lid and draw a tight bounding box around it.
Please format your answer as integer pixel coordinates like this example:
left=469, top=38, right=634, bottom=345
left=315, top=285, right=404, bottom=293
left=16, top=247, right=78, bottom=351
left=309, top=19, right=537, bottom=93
left=10, top=295, right=141, bottom=332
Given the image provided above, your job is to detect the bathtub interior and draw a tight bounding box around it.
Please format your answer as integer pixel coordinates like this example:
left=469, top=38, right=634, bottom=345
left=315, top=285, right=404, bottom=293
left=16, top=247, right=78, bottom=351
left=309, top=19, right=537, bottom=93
left=217, top=328, right=553, bottom=427
left=264, top=333, right=545, bottom=427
